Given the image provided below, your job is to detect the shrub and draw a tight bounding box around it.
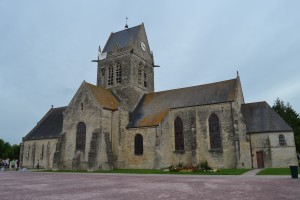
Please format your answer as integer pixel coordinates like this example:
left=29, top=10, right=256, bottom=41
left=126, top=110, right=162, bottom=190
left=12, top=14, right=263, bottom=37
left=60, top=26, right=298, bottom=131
left=167, top=161, right=216, bottom=173
left=199, top=161, right=211, bottom=170
left=169, top=165, right=179, bottom=172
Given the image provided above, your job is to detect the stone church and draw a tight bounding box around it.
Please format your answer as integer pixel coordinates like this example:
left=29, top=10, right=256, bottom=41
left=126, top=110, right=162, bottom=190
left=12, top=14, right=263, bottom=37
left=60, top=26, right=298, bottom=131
left=20, top=23, right=297, bottom=170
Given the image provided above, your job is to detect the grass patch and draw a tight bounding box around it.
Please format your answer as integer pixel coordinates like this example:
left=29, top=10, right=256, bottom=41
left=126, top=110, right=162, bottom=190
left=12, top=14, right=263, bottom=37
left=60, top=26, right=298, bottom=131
left=207, top=169, right=250, bottom=175
left=41, top=168, right=250, bottom=175
left=42, top=169, right=163, bottom=174
left=160, top=168, right=249, bottom=175
left=95, top=169, right=164, bottom=174
left=42, top=169, right=88, bottom=173
left=257, top=168, right=299, bottom=175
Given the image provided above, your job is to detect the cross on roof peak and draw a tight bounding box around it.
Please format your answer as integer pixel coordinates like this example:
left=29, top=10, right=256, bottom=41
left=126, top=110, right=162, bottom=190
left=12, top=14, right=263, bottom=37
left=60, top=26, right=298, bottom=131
left=125, top=16, right=128, bottom=29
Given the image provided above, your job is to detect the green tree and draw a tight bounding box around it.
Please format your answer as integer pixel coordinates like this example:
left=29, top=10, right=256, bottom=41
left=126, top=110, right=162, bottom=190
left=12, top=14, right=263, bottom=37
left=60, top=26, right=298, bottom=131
left=1, top=141, right=11, bottom=159
left=0, top=139, right=21, bottom=160
left=272, top=98, right=300, bottom=152
left=0, top=139, right=5, bottom=158
left=10, top=144, right=21, bottom=159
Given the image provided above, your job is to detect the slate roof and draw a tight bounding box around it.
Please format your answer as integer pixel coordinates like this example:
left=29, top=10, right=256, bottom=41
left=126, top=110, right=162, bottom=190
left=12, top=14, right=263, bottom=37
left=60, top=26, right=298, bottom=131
left=129, top=78, right=238, bottom=128
left=102, top=24, right=141, bottom=53
left=86, top=82, right=120, bottom=110
left=23, top=107, right=66, bottom=141
left=241, top=102, right=293, bottom=133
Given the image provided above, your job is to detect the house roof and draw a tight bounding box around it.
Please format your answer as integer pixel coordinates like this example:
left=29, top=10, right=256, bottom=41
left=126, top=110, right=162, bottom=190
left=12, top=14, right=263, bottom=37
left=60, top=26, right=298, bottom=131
left=23, top=107, right=66, bottom=141
left=102, top=24, right=141, bottom=53
left=129, top=78, right=238, bottom=128
left=241, top=101, right=293, bottom=133
left=86, top=82, right=119, bottom=110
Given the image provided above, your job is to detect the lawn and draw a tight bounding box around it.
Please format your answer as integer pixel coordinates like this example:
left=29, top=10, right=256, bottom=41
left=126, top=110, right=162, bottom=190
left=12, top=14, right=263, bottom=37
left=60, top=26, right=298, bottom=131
left=257, top=168, right=299, bottom=175
left=43, top=168, right=250, bottom=175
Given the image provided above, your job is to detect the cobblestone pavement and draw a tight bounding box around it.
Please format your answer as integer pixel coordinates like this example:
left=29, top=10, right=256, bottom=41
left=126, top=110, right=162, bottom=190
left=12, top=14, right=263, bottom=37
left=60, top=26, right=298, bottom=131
left=0, top=172, right=299, bottom=200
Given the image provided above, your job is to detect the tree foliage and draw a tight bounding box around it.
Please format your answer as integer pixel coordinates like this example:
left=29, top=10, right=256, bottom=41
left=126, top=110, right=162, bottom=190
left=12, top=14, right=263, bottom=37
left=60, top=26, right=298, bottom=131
left=272, top=98, right=300, bottom=152
left=0, top=139, right=20, bottom=159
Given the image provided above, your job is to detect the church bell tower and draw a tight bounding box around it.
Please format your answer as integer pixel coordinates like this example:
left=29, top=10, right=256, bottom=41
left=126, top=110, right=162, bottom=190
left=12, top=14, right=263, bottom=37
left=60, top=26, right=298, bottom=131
left=95, top=23, right=155, bottom=111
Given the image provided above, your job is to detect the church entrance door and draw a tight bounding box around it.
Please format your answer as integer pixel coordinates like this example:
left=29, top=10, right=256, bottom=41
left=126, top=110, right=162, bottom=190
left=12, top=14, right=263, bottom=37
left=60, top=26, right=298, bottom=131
left=256, top=151, right=264, bottom=168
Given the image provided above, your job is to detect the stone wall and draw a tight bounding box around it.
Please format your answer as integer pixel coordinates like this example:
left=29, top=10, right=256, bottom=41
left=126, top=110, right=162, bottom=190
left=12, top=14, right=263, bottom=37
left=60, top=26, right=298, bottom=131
left=98, top=53, right=154, bottom=111
left=231, top=101, right=252, bottom=168
left=53, top=133, right=66, bottom=169
left=165, top=103, right=237, bottom=169
left=124, top=127, right=157, bottom=169
left=124, top=102, right=242, bottom=169
left=97, top=38, right=154, bottom=112
left=21, top=138, right=58, bottom=169
left=250, top=132, right=297, bottom=168
left=59, top=84, right=116, bottom=170
left=112, top=106, right=129, bottom=169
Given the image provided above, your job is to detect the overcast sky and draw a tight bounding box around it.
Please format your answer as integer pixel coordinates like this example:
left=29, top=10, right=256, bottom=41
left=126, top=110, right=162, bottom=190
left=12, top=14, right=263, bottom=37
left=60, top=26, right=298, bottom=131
left=1, top=0, right=300, bottom=145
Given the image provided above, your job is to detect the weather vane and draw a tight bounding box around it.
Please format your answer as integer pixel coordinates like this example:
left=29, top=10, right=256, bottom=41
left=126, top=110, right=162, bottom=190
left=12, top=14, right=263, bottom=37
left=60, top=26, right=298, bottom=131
left=125, top=16, right=128, bottom=29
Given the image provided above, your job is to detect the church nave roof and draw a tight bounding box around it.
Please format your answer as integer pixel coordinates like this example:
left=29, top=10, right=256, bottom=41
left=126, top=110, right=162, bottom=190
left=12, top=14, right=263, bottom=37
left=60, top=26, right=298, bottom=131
left=23, top=106, right=66, bottom=141
left=85, top=82, right=120, bottom=110
left=129, top=78, right=238, bottom=128
left=241, top=101, right=293, bottom=133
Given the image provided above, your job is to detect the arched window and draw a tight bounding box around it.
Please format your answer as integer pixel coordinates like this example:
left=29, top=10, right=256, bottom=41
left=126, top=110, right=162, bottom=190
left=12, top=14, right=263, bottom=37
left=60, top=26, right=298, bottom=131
left=279, top=134, right=286, bottom=146
left=116, top=60, right=122, bottom=84
left=108, top=64, right=114, bottom=85
left=174, top=117, right=184, bottom=151
left=76, top=122, right=86, bottom=151
left=41, top=144, right=44, bottom=159
left=26, top=145, right=30, bottom=158
left=100, top=68, right=105, bottom=76
left=209, top=113, right=222, bottom=149
left=134, top=134, right=143, bottom=155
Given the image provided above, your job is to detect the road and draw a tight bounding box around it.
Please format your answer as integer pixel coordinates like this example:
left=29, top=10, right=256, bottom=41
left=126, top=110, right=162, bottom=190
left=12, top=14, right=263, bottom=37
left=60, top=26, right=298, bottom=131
left=0, top=172, right=299, bottom=200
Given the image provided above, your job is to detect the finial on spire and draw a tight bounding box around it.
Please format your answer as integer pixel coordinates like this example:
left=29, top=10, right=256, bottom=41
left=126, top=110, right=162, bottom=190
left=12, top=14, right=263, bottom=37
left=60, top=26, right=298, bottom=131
left=125, top=16, right=128, bottom=29
left=237, top=71, right=239, bottom=77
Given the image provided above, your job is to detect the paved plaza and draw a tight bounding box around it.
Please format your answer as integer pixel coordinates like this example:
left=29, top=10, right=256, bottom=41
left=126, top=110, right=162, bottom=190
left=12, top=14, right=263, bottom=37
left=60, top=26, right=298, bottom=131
left=0, top=172, right=299, bottom=200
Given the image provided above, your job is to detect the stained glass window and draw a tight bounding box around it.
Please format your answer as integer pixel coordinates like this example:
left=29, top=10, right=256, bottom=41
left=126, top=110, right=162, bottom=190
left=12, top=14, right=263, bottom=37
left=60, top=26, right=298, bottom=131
left=279, top=134, right=286, bottom=146
left=174, top=117, right=184, bottom=151
left=135, top=134, right=143, bottom=155
left=41, top=144, right=44, bottom=159
left=209, top=113, right=222, bottom=149
left=76, top=122, right=86, bottom=151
